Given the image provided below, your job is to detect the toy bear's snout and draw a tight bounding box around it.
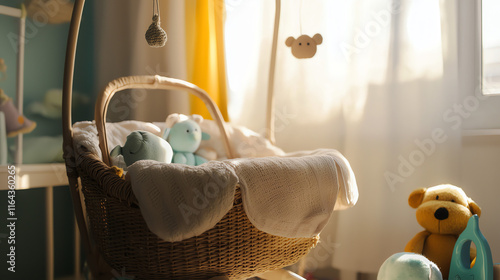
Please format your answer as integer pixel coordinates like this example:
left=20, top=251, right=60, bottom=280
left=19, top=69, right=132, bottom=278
left=434, top=207, right=449, bottom=220
left=416, top=200, right=472, bottom=234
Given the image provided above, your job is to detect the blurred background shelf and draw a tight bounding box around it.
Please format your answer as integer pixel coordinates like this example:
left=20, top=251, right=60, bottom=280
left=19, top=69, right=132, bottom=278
left=0, top=163, right=79, bottom=280
left=0, top=163, right=67, bottom=190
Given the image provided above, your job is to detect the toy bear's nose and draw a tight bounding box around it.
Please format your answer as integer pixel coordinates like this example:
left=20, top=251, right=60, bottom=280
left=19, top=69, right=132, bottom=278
left=434, top=207, right=449, bottom=220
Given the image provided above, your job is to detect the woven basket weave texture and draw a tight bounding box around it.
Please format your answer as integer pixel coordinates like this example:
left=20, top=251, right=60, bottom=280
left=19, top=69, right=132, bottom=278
left=77, top=150, right=319, bottom=280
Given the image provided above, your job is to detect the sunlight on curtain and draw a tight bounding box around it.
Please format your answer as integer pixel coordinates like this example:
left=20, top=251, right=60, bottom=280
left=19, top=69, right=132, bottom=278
left=329, top=1, right=460, bottom=274
left=225, top=0, right=461, bottom=274
left=224, top=0, right=273, bottom=133
left=335, top=0, right=391, bottom=123
left=402, top=0, right=443, bottom=81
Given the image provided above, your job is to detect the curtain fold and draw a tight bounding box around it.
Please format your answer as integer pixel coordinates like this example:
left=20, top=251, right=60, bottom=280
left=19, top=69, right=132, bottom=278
left=95, top=0, right=230, bottom=122
left=185, top=0, right=229, bottom=121
left=330, top=1, right=461, bottom=272
left=224, top=0, right=462, bottom=274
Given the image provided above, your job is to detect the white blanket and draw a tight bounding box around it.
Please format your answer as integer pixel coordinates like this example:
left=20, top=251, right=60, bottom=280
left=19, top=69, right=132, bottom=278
left=128, top=160, right=239, bottom=242
left=128, top=149, right=358, bottom=242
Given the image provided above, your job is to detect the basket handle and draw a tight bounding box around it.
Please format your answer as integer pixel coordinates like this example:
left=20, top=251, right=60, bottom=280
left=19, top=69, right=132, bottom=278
left=95, top=75, right=235, bottom=166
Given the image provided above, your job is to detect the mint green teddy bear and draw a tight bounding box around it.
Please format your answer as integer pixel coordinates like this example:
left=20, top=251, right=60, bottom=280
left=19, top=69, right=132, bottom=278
left=111, top=130, right=173, bottom=167
left=163, top=115, right=210, bottom=166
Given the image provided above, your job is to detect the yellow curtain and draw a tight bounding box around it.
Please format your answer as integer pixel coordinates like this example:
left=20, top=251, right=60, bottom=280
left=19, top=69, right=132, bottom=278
left=185, top=0, right=229, bottom=121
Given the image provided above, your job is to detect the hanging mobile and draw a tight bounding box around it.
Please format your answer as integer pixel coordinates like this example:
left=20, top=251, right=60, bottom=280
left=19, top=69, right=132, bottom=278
left=285, top=34, right=322, bottom=59
left=285, top=0, right=323, bottom=59
left=145, top=0, right=167, bottom=48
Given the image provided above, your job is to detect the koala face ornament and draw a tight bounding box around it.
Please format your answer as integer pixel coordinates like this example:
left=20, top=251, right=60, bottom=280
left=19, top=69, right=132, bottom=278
left=285, top=33, right=323, bottom=59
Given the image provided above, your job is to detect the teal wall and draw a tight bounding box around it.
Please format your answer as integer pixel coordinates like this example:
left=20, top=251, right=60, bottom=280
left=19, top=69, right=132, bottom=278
left=0, top=0, right=95, bottom=137
left=0, top=0, right=95, bottom=279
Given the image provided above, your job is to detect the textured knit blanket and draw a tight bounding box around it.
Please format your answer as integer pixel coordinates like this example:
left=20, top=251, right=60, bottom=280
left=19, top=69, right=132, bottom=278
left=128, top=149, right=358, bottom=242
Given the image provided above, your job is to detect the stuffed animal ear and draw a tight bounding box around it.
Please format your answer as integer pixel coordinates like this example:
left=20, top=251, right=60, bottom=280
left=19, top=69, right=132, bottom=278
left=165, top=113, right=181, bottom=128
left=110, top=145, right=123, bottom=157
left=191, top=114, right=203, bottom=124
left=468, top=199, right=482, bottom=217
left=162, top=128, right=171, bottom=140
left=202, top=132, right=210, bottom=140
left=285, top=36, right=295, bottom=47
left=313, top=33, right=323, bottom=45
left=408, top=188, right=427, bottom=208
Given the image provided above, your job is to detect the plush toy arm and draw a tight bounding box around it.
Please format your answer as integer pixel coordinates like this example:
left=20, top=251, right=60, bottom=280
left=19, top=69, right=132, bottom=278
left=405, top=230, right=431, bottom=254
left=194, top=154, right=208, bottom=166
left=202, top=131, right=210, bottom=140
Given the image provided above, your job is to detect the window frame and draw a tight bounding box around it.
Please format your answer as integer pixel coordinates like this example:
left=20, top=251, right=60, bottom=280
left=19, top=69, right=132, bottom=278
left=479, top=0, right=500, bottom=96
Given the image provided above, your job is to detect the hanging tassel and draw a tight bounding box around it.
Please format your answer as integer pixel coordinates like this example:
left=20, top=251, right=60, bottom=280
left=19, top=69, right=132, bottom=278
left=145, top=0, right=167, bottom=48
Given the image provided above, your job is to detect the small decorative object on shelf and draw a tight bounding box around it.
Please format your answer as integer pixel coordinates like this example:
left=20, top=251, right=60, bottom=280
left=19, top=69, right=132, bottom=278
left=0, top=89, right=36, bottom=138
left=0, top=112, right=6, bottom=165
left=26, top=0, right=74, bottom=24
left=0, top=58, right=6, bottom=81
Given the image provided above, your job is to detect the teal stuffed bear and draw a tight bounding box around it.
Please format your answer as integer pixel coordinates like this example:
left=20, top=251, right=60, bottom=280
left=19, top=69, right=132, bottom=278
left=163, top=114, right=210, bottom=166
left=378, top=252, right=443, bottom=280
left=111, top=130, right=173, bottom=167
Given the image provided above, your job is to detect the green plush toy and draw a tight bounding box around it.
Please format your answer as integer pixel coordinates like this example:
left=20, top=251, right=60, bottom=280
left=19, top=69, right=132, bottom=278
left=111, top=130, right=173, bottom=167
left=163, top=114, right=210, bottom=166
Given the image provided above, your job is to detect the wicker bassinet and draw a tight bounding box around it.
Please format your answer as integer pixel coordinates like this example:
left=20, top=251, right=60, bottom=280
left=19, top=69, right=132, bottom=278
left=77, top=149, right=318, bottom=280
left=73, top=75, right=320, bottom=280
left=63, top=1, right=320, bottom=279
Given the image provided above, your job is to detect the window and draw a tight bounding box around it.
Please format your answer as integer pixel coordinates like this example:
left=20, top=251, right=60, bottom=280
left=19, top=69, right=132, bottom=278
left=482, top=0, right=500, bottom=95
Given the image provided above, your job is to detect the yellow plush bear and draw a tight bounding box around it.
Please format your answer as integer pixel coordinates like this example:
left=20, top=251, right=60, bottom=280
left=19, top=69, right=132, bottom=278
left=405, top=184, right=481, bottom=279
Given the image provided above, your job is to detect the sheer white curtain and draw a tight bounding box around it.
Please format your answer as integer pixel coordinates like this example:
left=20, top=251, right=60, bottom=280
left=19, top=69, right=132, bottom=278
left=225, top=0, right=461, bottom=274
